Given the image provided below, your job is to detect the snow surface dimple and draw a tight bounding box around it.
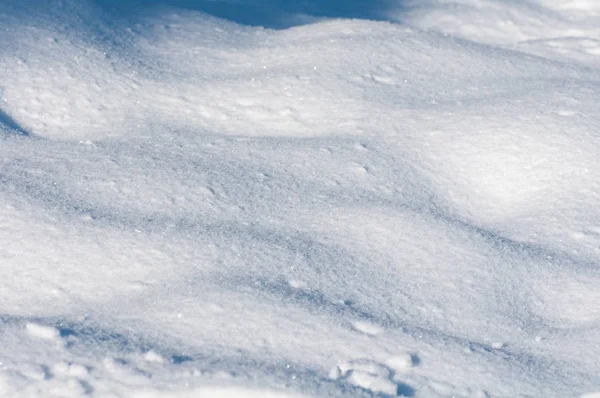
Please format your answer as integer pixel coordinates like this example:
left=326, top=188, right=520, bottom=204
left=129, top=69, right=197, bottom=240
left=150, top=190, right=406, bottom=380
left=2, top=0, right=600, bottom=397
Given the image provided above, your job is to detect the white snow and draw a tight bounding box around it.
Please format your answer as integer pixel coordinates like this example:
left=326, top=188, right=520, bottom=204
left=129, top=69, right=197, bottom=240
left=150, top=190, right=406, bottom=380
left=385, top=354, right=415, bottom=373
left=25, top=323, right=60, bottom=341
left=351, top=320, right=386, bottom=336
left=1, top=0, right=600, bottom=397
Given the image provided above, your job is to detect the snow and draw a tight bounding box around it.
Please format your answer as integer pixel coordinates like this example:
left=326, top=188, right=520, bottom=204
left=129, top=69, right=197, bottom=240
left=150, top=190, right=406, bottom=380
left=1, top=0, right=600, bottom=397
left=25, top=323, right=61, bottom=342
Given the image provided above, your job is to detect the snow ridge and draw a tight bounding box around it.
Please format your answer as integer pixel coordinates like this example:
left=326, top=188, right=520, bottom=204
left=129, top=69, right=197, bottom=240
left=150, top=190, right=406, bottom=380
left=1, top=0, right=599, bottom=397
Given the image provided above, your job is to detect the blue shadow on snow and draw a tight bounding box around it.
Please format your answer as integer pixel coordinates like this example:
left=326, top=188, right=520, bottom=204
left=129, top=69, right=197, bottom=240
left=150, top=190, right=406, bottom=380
left=0, top=109, right=29, bottom=136
left=94, top=0, right=404, bottom=29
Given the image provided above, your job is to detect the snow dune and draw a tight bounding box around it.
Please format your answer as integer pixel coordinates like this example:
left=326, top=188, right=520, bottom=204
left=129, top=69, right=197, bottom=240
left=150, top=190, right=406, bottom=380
left=1, top=0, right=599, bottom=397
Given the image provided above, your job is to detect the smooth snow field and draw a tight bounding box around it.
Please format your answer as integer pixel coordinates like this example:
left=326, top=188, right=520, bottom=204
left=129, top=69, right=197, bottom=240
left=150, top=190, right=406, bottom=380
left=1, top=0, right=600, bottom=397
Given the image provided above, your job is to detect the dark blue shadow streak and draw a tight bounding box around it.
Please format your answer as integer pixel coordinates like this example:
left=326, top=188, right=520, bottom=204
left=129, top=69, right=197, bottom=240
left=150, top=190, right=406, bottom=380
left=0, top=108, right=29, bottom=137
left=94, top=0, right=405, bottom=29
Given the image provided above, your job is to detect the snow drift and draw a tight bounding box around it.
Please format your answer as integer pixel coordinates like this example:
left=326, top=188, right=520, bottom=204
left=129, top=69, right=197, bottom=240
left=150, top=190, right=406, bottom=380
left=1, top=0, right=599, bottom=397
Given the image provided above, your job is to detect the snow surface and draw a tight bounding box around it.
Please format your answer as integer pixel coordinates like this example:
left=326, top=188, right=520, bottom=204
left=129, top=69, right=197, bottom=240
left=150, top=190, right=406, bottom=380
left=1, top=0, right=600, bottom=397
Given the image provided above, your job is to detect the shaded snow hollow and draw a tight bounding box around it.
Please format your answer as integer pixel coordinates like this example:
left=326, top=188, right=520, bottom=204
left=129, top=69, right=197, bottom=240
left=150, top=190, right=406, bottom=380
left=1, top=0, right=599, bottom=397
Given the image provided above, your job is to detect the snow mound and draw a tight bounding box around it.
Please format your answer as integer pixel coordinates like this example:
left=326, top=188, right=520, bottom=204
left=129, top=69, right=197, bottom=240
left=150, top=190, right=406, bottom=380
left=1, top=0, right=599, bottom=397
left=399, top=0, right=600, bottom=65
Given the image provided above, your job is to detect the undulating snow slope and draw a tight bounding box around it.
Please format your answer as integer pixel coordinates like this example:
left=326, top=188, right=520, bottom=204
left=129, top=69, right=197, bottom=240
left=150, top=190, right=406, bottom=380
left=1, top=0, right=599, bottom=397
